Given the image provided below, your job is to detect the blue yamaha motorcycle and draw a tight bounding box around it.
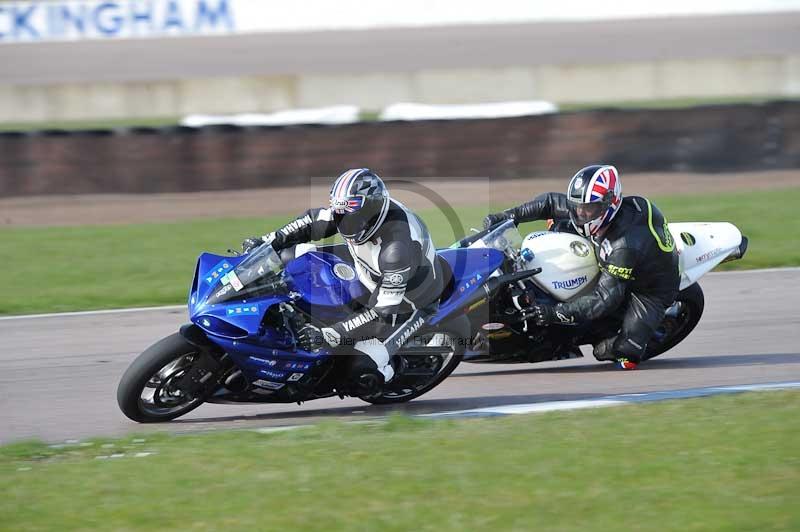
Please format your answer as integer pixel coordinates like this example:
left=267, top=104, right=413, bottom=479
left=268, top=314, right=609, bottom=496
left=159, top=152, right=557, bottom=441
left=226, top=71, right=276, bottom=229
left=117, top=233, right=537, bottom=422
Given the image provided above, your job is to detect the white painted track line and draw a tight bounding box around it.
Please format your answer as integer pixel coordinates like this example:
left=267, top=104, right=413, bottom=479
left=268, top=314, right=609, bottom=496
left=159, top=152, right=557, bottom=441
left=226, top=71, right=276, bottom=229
left=0, top=305, right=185, bottom=321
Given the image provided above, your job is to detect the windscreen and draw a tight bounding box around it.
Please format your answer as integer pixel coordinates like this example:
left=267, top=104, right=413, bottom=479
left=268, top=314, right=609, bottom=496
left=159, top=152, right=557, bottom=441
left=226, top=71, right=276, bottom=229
left=206, top=244, right=286, bottom=304
left=471, top=219, right=523, bottom=257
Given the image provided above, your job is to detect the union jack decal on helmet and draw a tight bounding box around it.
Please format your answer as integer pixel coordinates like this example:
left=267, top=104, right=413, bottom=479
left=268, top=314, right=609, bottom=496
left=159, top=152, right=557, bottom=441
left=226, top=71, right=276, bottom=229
left=589, top=166, right=619, bottom=202
left=567, top=164, right=623, bottom=237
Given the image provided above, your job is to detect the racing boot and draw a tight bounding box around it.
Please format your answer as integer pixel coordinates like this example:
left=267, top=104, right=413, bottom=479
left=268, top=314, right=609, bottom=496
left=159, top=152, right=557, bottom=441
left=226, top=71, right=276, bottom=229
left=353, top=339, right=395, bottom=383
left=349, top=341, right=395, bottom=398
left=592, top=337, right=617, bottom=362
left=593, top=337, right=639, bottom=369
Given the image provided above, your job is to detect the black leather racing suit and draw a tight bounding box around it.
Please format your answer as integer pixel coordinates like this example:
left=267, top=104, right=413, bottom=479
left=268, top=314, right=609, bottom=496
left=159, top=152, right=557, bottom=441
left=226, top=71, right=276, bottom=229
left=506, top=193, right=680, bottom=361
left=271, top=198, right=443, bottom=356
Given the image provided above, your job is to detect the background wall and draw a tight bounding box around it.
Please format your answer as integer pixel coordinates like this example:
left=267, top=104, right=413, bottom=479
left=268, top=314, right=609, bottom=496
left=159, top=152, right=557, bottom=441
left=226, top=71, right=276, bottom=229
left=2, top=101, right=797, bottom=196
left=1, top=1, right=799, bottom=124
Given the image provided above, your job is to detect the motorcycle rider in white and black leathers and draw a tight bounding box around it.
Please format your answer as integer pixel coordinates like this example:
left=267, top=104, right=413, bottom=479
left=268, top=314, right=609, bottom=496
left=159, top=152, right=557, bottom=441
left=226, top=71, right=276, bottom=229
left=484, top=164, right=680, bottom=370
left=242, top=169, right=443, bottom=389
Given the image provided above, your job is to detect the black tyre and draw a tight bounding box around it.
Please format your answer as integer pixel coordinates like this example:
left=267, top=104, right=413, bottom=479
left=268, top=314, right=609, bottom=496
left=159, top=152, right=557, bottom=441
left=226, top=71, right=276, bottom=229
left=360, top=324, right=465, bottom=405
left=643, top=282, right=705, bottom=361
left=117, top=333, right=213, bottom=423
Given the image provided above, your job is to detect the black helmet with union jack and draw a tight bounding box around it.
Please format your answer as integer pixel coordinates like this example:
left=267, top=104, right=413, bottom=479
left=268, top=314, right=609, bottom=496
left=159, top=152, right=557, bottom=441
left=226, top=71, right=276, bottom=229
left=566, top=164, right=623, bottom=238
left=329, top=168, right=390, bottom=244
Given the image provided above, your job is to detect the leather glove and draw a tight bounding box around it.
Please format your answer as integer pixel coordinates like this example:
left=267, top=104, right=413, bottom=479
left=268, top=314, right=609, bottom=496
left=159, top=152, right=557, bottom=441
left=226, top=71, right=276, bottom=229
left=241, top=236, right=265, bottom=254
left=483, top=211, right=514, bottom=230
left=241, top=232, right=277, bottom=254
left=296, top=324, right=341, bottom=351
left=529, top=303, right=575, bottom=327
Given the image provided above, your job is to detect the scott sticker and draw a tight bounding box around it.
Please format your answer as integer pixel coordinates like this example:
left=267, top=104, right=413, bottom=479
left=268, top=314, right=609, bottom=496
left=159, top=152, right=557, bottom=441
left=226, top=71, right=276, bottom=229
left=605, top=264, right=633, bottom=280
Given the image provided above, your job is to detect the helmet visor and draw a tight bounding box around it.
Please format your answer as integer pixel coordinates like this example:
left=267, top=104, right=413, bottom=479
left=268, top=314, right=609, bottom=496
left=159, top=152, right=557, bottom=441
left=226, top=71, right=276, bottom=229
left=568, top=200, right=608, bottom=227
left=335, top=195, right=386, bottom=242
left=330, top=194, right=364, bottom=215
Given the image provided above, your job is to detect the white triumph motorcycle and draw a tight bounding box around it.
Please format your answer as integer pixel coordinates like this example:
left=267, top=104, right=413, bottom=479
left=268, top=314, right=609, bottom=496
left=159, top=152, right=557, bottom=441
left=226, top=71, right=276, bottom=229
left=451, top=219, right=748, bottom=364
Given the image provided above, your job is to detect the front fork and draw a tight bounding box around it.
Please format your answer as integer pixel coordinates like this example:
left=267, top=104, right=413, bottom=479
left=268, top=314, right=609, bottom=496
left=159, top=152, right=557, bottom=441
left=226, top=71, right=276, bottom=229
left=178, top=324, right=234, bottom=395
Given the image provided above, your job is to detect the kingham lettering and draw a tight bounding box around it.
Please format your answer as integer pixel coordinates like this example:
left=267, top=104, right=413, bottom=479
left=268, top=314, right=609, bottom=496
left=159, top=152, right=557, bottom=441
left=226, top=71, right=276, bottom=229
left=0, top=0, right=234, bottom=43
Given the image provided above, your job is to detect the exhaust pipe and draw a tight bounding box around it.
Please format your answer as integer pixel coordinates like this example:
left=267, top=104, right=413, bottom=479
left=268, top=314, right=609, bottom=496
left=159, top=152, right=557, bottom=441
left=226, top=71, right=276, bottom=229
left=722, top=235, right=749, bottom=263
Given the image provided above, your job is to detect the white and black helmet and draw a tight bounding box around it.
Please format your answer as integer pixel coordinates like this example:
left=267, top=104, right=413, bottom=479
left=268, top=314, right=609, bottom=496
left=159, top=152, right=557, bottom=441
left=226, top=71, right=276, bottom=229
left=329, top=168, right=390, bottom=244
left=566, top=164, right=623, bottom=237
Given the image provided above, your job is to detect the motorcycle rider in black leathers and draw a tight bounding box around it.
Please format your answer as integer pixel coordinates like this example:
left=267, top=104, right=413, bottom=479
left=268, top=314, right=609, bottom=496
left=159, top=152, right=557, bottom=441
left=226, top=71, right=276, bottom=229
left=484, top=164, right=680, bottom=369
left=242, top=168, right=443, bottom=389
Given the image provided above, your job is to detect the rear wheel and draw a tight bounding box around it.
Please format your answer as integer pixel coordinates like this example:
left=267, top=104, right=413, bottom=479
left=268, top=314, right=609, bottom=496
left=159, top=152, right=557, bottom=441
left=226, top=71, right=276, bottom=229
left=643, top=283, right=705, bottom=361
left=360, top=326, right=464, bottom=405
left=117, top=333, right=221, bottom=423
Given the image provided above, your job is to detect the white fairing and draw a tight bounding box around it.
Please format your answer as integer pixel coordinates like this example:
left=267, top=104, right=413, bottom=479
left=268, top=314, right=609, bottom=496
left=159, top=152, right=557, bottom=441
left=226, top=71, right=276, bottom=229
left=668, top=222, right=743, bottom=290
left=518, top=222, right=744, bottom=300
left=519, top=231, right=600, bottom=302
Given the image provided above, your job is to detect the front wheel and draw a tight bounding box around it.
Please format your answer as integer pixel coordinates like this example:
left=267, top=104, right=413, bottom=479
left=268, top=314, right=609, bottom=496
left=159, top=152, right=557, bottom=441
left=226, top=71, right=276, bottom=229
left=643, top=282, right=705, bottom=361
left=360, top=325, right=465, bottom=405
left=117, top=333, right=220, bottom=423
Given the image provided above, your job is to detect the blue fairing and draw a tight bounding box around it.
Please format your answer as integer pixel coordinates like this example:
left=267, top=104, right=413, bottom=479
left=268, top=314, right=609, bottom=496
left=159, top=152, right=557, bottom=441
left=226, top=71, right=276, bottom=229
left=430, top=248, right=505, bottom=325
left=286, top=251, right=367, bottom=308
left=210, top=336, right=331, bottom=386
left=186, top=246, right=504, bottom=387
left=189, top=253, right=288, bottom=339
left=189, top=252, right=245, bottom=313
left=187, top=250, right=369, bottom=386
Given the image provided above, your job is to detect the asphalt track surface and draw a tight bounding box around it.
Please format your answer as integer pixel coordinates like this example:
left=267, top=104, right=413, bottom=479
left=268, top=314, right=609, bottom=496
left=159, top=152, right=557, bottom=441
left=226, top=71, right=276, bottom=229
left=3, top=13, right=800, bottom=84
left=2, top=269, right=799, bottom=444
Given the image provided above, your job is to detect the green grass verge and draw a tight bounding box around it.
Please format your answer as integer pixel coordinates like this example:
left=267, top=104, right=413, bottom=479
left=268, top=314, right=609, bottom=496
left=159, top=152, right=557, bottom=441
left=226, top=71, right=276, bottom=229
left=1, top=188, right=797, bottom=315
left=0, top=116, right=181, bottom=132
left=2, top=391, right=799, bottom=531
left=557, top=95, right=799, bottom=112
